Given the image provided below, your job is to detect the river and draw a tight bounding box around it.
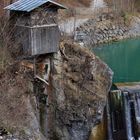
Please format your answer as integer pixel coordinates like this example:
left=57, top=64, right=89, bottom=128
left=93, top=38, right=140, bottom=83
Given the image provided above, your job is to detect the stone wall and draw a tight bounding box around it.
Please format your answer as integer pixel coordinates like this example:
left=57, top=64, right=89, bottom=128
left=75, top=13, right=140, bottom=47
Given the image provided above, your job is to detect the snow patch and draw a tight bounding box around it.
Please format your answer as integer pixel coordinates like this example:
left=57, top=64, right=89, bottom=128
left=59, top=18, right=88, bottom=35
left=91, top=0, right=107, bottom=10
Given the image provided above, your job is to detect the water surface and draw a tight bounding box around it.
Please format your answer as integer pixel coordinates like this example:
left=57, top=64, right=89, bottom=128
left=93, top=38, right=140, bottom=83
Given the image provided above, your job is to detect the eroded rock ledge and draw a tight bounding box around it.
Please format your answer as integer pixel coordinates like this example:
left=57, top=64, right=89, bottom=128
left=52, top=42, right=113, bottom=140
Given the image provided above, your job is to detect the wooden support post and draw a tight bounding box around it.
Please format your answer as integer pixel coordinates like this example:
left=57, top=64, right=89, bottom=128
left=107, top=93, right=113, bottom=140
left=123, top=92, right=134, bottom=140
left=33, top=57, right=36, bottom=77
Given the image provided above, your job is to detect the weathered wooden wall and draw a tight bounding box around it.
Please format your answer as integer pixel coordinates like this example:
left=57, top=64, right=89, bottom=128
left=30, top=6, right=58, bottom=26
left=13, top=6, right=58, bottom=27
left=17, top=25, right=60, bottom=56
left=31, top=25, right=60, bottom=55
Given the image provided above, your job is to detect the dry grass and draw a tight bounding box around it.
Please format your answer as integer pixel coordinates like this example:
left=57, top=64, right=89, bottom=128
left=0, top=63, right=32, bottom=134
left=0, top=15, right=22, bottom=72
left=0, top=15, right=35, bottom=136
left=105, top=0, right=140, bottom=13
left=0, top=17, right=14, bottom=72
left=56, top=0, right=91, bottom=7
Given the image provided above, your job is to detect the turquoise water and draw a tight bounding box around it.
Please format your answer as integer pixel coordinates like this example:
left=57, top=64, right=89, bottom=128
left=93, top=38, right=140, bottom=83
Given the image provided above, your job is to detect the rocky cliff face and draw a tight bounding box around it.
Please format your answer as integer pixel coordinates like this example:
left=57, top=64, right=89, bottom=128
left=0, top=42, right=113, bottom=140
left=52, top=42, right=113, bottom=140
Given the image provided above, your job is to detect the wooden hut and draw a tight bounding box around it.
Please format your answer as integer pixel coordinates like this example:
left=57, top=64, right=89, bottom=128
left=4, top=0, right=66, bottom=56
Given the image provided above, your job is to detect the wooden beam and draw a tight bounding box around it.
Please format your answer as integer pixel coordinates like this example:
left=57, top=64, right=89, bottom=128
left=16, top=24, right=58, bottom=29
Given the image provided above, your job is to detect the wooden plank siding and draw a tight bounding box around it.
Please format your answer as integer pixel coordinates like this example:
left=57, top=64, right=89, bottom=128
left=31, top=25, right=60, bottom=55
left=17, top=25, right=60, bottom=56
left=16, top=26, right=31, bottom=56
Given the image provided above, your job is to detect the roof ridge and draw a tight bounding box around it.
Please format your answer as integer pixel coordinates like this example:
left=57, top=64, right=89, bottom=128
left=4, top=0, right=66, bottom=12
